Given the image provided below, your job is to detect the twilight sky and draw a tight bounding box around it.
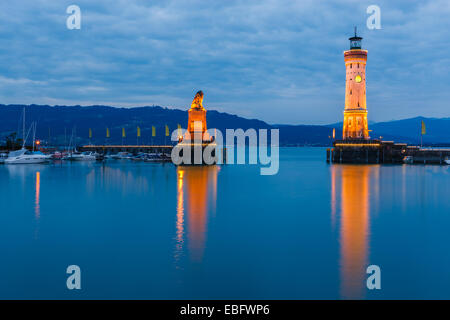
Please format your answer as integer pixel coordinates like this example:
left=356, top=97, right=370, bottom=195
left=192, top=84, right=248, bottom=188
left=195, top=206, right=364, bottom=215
left=0, top=0, right=449, bottom=124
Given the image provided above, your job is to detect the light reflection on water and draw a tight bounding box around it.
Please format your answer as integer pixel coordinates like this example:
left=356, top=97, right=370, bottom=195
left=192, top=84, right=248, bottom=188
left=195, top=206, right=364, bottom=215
left=35, top=171, right=41, bottom=220
left=331, top=165, right=378, bottom=299
left=174, top=169, right=185, bottom=267
left=175, top=166, right=219, bottom=264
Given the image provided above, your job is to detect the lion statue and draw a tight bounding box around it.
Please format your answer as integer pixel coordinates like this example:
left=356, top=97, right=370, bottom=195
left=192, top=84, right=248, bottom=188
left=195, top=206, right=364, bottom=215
left=190, top=90, right=204, bottom=109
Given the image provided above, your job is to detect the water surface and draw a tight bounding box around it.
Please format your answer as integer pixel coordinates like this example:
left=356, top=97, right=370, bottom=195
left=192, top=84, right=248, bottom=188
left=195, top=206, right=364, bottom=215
left=1, top=148, right=449, bottom=299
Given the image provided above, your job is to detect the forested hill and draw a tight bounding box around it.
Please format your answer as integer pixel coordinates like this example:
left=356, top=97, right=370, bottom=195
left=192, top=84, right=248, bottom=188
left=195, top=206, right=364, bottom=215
left=0, top=104, right=448, bottom=146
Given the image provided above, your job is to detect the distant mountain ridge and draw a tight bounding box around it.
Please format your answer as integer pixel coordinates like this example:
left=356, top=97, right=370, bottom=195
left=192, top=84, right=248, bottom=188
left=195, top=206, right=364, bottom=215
left=0, top=104, right=448, bottom=146
left=326, top=117, right=450, bottom=144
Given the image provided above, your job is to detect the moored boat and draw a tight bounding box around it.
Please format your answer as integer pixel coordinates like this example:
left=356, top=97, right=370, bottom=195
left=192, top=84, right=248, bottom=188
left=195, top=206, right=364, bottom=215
left=143, top=153, right=160, bottom=162
left=4, top=148, right=50, bottom=164
left=110, top=152, right=133, bottom=160
left=143, top=152, right=172, bottom=162
left=51, top=151, right=69, bottom=160
left=64, top=151, right=97, bottom=161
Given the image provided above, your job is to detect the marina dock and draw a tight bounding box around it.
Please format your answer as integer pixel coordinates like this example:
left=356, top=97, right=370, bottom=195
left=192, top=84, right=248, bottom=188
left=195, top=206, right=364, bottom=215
left=80, top=145, right=173, bottom=154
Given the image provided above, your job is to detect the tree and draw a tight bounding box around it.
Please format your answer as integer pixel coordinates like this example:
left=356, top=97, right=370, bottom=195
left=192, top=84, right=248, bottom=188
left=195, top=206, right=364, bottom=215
left=5, top=132, right=23, bottom=150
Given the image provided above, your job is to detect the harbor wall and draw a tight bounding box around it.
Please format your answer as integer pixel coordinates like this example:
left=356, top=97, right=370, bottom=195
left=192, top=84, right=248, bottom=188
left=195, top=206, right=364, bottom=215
left=327, top=140, right=450, bottom=164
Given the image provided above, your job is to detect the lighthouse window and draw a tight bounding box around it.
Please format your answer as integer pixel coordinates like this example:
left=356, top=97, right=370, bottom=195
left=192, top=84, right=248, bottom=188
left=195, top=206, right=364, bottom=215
left=357, top=63, right=360, bottom=68
left=350, top=90, right=352, bottom=95
left=350, top=64, right=352, bottom=68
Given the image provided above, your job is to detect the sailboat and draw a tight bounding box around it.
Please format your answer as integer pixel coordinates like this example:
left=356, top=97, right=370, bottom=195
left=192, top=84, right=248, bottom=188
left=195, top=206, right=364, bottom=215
left=5, top=108, right=51, bottom=164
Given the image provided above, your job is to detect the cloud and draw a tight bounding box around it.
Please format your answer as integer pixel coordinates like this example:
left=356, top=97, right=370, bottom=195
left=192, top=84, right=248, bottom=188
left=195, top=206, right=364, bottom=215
left=0, top=0, right=449, bottom=124
left=0, top=76, right=47, bottom=86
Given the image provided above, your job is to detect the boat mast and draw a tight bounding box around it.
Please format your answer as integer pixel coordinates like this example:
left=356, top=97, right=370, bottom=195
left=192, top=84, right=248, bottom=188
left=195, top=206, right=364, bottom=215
left=22, top=107, right=26, bottom=148
left=32, top=122, right=36, bottom=152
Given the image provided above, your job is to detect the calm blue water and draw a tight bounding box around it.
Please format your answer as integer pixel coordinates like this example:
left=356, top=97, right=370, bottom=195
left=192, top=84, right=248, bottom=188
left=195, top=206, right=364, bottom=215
left=1, top=148, right=450, bottom=299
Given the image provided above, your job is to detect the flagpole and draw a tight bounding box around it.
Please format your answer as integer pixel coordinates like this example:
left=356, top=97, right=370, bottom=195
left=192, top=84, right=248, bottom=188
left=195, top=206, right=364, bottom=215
left=137, top=126, right=140, bottom=146
left=420, top=120, right=425, bottom=148
left=151, top=125, right=155, bottom=146
left=421, top=132, right=423, bottom=148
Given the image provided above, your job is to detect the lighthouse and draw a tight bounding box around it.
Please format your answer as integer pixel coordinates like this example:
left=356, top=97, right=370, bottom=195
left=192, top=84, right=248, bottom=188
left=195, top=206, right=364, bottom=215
left=329, top=31, right=411, bottom=164
left=342, top=28, right=369, bottom=140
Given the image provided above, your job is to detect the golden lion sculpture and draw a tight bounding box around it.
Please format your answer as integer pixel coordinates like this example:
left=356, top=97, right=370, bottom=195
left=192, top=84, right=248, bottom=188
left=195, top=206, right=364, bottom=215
left=190, top=90, right=204, bottom=110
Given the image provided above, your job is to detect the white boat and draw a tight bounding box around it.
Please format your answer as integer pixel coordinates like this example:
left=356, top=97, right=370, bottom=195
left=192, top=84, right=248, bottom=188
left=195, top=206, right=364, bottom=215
left=110, top=152, right=133, bottom=160
left=5, top=108, right=52, bottom=164
left=64, top=151, right=97, bottom=161
left=143, top=153, right=160, bottom=162
left=4, top=148, right=50, bottom=164
left=445, top=157, right=450, bottom=165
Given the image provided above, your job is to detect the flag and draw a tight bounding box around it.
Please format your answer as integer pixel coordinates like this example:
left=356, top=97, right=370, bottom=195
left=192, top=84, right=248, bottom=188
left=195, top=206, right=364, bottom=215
left=421, top=120, right=426, bottom=135
left=137, top=126, right=141, bottom=137
left=332, top=128, right=335, bottom=139
left=165, top=125, right=169, bottom=137
left=122, top=127, right=126, bottom=138
left=106, top=128, right=110, bottom=138
left=152, top=126, right=156, bottom=137
left=89, top=128, right=92, bottom=139
left=177, top=124, right=182, bottom=138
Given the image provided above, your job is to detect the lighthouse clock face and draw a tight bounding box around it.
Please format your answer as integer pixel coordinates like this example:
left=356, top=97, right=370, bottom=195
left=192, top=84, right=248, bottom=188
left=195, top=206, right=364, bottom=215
left=355, top=75, right=362, bottom=83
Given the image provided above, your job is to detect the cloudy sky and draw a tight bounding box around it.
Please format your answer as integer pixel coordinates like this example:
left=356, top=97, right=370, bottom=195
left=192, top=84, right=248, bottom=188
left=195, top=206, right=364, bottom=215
left=0, top=0, right=449, bottom=124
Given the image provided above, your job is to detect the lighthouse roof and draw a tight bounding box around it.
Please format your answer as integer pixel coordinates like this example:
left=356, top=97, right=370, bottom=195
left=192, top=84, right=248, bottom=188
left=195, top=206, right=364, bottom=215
left=349, top=27, right=362, bottom=49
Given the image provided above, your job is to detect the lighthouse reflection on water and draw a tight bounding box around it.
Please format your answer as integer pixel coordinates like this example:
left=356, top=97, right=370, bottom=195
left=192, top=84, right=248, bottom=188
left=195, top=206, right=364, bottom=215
left=331, top=164, right=380, bottom=299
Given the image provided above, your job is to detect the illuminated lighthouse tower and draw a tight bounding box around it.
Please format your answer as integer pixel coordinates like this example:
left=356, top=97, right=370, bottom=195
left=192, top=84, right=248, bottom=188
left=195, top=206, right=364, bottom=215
left=343, top=29, right=369, bottom=140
